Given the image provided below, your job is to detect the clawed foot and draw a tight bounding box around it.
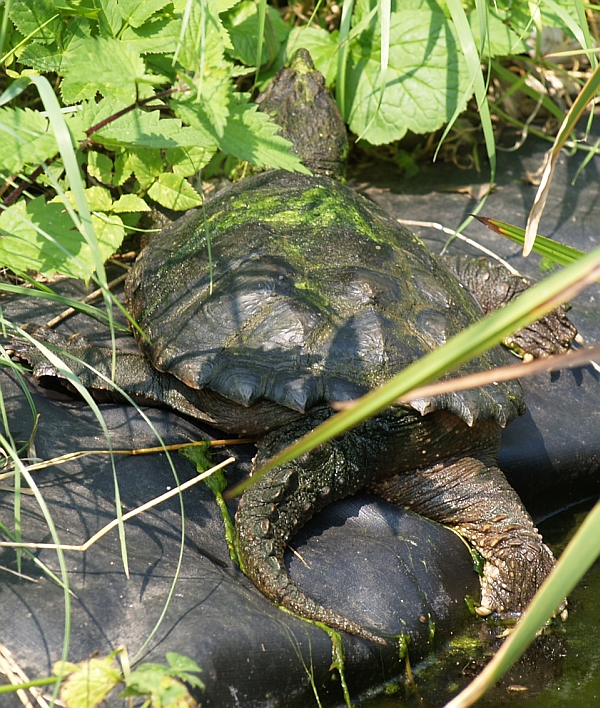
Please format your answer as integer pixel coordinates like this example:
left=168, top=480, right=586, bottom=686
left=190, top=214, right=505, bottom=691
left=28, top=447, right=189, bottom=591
left=475, top=536, right=567, bottom=621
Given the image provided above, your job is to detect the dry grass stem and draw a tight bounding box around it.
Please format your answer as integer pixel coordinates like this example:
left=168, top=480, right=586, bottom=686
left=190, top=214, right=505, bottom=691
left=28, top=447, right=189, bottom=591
left=0, top=456, right=235, bottom=553
left=398, top=219, right=520, bottom=275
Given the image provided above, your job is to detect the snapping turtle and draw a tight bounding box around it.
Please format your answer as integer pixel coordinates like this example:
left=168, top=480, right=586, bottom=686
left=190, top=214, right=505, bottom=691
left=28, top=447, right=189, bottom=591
left=21, top=51, right=575, bottom=645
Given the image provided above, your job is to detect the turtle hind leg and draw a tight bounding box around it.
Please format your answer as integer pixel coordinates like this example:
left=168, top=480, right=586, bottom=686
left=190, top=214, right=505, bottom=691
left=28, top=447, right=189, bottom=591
left=368, top=413, right=558, bottom=617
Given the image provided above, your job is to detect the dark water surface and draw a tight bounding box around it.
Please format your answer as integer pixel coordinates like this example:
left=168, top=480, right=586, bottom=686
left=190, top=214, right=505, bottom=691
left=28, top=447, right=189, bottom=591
left=356, top=499, right=600, bottom=707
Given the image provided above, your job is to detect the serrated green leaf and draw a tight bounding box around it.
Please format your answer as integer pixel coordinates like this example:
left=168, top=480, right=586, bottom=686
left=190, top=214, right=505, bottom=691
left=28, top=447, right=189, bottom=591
left=346, top=2, right=470, bottom=144
left=98, top=0, right=123, bottom=36
left=111, top=193, right=150, bottom=212
left=118, top=0, right=171, bottom=28
left=129, top=148, right=164, bottom=189
left=55, top=656, right=122, bottom=708
left=61, top=37, right=157, bottom=104
left=216, top=0, right=240, bottom=11
left=148, top=173, right=202, bottom=210
left=217, top=92, right=310, bottom=173
left=89, top=105, right=217, bottom=150
left=87, top=151, right=113, bottom=184
left=19, top=18, right=92, bottom=73
left=224, top=1, right=288, bottom=67
left=121, top=16, right=182, bottom=54
left=9, top=0, right=62, bottom=44
left=0, top=106, right=58, bottom=174
left=0, top=197, right=119, bottom=279
left=19, top=42, right=64, bottom=72
left=166, top=145, right=213, bottom=176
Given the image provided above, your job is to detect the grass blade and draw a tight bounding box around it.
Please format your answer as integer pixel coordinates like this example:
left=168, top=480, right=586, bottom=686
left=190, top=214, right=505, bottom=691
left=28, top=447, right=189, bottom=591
left=476, top=216, right=586, bottom=266
left=524, top=61, right=600, bottom=255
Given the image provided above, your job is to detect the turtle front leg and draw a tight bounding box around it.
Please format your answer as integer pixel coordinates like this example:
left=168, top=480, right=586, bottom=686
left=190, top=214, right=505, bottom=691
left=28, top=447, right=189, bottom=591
left=368, top=412, right=560, bottom=617
left=444, top=255, right=577, bottom=358
left=234, top=409, right=389, bottom=645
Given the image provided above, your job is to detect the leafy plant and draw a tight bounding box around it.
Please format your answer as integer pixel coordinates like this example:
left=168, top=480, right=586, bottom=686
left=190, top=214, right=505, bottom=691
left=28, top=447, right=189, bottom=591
left=55, top=649, right=204, bottom=708
left=0, top=0, right=305, bottom=280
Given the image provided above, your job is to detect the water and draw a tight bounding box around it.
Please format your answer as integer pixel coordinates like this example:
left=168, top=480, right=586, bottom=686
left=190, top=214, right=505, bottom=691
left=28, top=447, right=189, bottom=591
left=357, top=499, right=600, bottom=707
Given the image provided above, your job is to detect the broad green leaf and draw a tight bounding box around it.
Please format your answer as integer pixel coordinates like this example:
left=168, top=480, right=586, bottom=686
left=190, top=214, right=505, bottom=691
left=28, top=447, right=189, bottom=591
left=148, top=173, right=202, bottom=210
left=92, top=212, right=126, bottom=257
left=52, top=186, right=113, bottom=212
left=113, top=150, right=134, bottom=186
left=118, top=0, right=171, bottom=28
left=9, top=0, right=62, bottom=44
left=111, top=193, right=151, bottom=212
left=122, top=671, right=191, bottom=704
left=78, top=186, right=113, bottom=212
left=217, top=92, right=310, bottom=172
left=0, top=197, right=118, bottom=279
left=55, top=656, right=122, bottom=708
left=165, top=652, right=203, bottom=679
left=87, top=151, right=113, bottom=184
left=0, top=106, right=58, bottom=174
left=469, top=8, right=528, bottom=57
left=346, top=1, right=470, bottom=144
left=224, top=1, right=288, bottom=67
left=61, top=37, right=159, bottom=104
left=166, top=145, right=213, bottom=176
left=287, top=27, right=339, bottom=85
left=215, top=0, right=240, bottom=11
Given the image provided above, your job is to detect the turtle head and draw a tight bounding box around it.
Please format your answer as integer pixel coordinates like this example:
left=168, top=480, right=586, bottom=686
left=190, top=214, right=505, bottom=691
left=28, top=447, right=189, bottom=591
left=256, top=49, right=349, bottom=181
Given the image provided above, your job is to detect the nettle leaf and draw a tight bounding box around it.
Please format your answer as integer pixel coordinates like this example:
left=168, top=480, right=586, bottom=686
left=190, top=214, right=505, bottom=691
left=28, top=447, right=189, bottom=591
left=87, top=151, right=113, bottom=184
left=215, top=0, right=240, bottom=11
left=148, top=173, right=202, bottom=210
left=19, top=17, right=92, bottom=72
left=61, top=37, right=160, bottom=104
left=121, top=17, right=182, bottom=54
left=98, top=0, right=123, bottom=37
left=9, top=0, right=62, bottom=44
left=224, top=1, right=289, bottom=67
left=90, top=106, right=217, bottom=150
left=219, top=92, right=310, bottom=173
left=0, top=107, right=58, bottom=174
left=0, top=197, right=123, bottom=279
left=178, top=2, right=231, bottom=137
left=93, top=212, right=126, bottom=257
left=346, top=2, right=470, bottom=144
left=118, top=0, right=171, bottom=28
